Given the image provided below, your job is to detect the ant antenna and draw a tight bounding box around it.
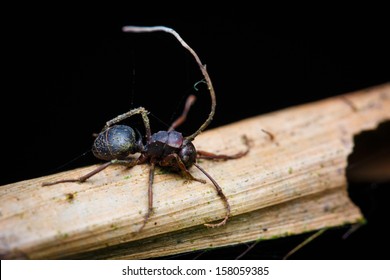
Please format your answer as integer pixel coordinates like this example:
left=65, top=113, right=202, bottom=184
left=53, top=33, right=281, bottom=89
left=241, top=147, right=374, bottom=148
left=122, top=26, right=216, bottom=141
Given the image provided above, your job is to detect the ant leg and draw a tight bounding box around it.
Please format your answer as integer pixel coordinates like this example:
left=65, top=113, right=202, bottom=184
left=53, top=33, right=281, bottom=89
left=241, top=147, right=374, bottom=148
left=193, top=163, right=230, bottom=228
left=137, top=162, right=155, bottom=233
left=42, top=161, right=113, bottom=186
left=168, top=95, right=196, bottom=131
left=161, top=153, right=206, bottom=184
left=42, top=158, right=142, bottom=186
left=160, top=154, right=229, bottom=227
left=197, top=135, right=250, bottom=160
left=104, top=107, right=151, bottom=140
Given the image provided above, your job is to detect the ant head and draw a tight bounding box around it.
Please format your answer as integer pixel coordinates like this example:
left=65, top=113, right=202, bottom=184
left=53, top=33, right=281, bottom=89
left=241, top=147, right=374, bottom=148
left=92, top=125, right=143, bottom=161
left=179, top=140, right=197, bottom=168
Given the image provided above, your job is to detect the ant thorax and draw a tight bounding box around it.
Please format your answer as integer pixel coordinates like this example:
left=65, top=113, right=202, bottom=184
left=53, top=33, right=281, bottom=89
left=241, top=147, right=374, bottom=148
left=145, top=131, right=184, bottom=159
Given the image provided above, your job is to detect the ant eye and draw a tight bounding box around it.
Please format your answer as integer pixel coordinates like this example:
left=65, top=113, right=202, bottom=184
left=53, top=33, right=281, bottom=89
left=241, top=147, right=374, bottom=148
left=92, top=125, right=138, bottom=160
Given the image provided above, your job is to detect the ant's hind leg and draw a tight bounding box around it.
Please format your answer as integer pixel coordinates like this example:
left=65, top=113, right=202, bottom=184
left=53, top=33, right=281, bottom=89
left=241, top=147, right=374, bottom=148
left=42, top=161, right=113, bottom=186
left=197, top=135, right=250, bottom=161
left=42, top=158, right=142, bottom=187
left=104, top=107, right=152, bottom=140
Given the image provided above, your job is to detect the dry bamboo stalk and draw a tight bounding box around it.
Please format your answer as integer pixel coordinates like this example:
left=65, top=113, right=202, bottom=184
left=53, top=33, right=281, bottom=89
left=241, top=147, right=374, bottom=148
left=1, top=83, right=389, bottom=259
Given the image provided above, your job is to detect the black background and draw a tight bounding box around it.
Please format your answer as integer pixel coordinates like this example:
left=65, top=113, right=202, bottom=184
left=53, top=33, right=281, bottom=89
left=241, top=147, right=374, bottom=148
left=2, top=6, right=389, bottom=259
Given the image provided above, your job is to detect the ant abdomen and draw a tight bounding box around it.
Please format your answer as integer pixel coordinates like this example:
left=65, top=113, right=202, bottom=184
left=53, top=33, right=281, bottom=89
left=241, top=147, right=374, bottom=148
left=92, top=125, right=140, bottom=160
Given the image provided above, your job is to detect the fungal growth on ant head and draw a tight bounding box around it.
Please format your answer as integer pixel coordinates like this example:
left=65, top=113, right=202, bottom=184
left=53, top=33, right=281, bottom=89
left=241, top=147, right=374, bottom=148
left=43, top=26, right=250, bottom=232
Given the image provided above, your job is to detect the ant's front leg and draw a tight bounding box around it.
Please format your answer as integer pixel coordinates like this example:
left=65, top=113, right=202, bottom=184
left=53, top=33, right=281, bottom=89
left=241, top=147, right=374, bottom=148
left=160, top=154, right=206, bottom=184
left=197, top=135, right=250, bottom=161
left=161, top=154, right=230, bottom=228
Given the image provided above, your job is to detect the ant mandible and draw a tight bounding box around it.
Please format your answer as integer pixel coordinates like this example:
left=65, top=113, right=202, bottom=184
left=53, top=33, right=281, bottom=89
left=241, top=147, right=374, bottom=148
left=43, top=26, right=250, bottom=232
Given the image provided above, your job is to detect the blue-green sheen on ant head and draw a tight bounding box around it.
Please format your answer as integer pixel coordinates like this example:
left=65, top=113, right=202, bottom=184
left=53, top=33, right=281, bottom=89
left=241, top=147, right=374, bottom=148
left=92, top=125, right=141, bottom=160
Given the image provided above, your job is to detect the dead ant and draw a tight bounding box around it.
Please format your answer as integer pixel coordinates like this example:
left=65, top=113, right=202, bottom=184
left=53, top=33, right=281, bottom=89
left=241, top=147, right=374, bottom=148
left=43, top=26, right=250, bottom=232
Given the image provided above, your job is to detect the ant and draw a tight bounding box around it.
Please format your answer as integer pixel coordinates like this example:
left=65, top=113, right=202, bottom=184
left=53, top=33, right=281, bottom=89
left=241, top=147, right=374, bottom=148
left=43, top=26, right=250, bottom=232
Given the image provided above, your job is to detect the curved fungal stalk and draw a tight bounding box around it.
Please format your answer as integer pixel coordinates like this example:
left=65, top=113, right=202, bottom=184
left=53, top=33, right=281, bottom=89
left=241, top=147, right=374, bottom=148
left=122, top=25, right=216, bottom=141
